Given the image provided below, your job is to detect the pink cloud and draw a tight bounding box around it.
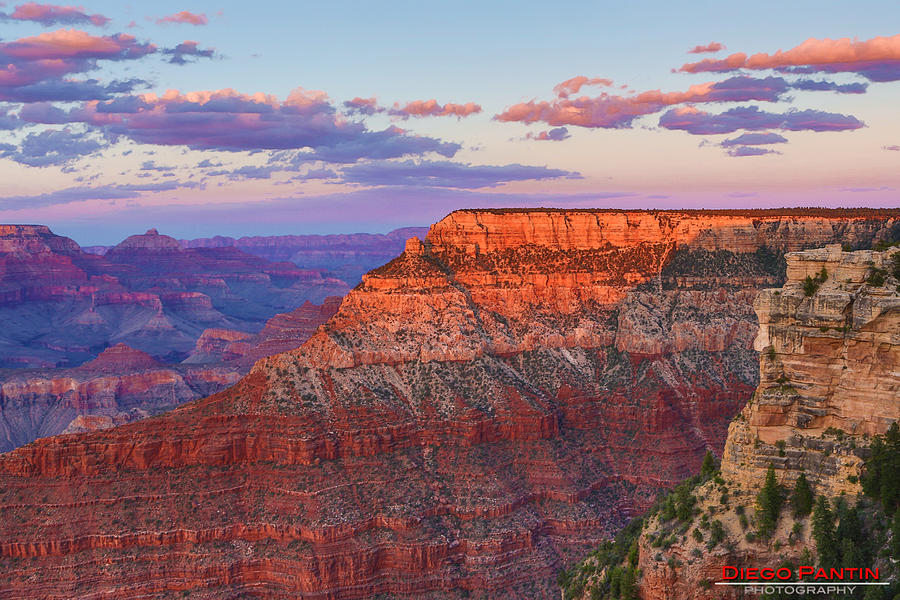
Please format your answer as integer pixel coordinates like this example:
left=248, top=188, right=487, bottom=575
left=678, top=34, right=900, bottom=81
left=50, top=87, right=460, bottom=161
left=8, top=3, right=110, bottom=26
left=155, top=10, right=207, bottom=26
left=525, top=127, right=570, bottom=141
left=0, top=29, right=154, bottom=100
left=390, top=99, right=481, bottom=118
left=495, top=76, right=790, bottom=128
left=2, top=29, right=154, bottom=60
left=884, top=145, right=900, bottom=151
left=688, top=41, right=725, bottom=54
left=552, top=76, right=613, bottom=98
left=343, top=96, right=381, bottom=115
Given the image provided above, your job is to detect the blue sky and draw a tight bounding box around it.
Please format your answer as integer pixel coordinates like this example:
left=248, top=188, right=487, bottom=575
left=0, top=1, right=898, bottom=243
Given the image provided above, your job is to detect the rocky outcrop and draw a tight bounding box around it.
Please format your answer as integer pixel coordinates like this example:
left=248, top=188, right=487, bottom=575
left=635, top=244, right=900, bottom=600
left=78, top=343, right=161, bottom=371
left=722, top=244, right=900, bottom=496
left=0, top=210, right=898, bottom=599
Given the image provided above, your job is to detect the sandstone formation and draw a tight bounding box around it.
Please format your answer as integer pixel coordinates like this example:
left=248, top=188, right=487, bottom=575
left=723, top=244, right=900, bottom=495
left=635, top=244, right=900, bottom=600
left=0, top=210, right=899, bottom=599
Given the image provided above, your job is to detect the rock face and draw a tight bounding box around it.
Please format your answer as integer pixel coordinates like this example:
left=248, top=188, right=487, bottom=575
left=722, top=244, right=900, bottom=495
left=0, top=210, right=898, bottom=599
left=636, top=244, right=900, bottom=600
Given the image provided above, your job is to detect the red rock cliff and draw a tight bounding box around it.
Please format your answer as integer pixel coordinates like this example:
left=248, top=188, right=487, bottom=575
left=0, top=209, right=897, bottom=599
left=636, top=244, right=900, bottom=600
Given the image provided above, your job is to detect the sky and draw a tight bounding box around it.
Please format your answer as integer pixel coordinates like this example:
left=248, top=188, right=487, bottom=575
left=0, top=0, right=899, bottom=244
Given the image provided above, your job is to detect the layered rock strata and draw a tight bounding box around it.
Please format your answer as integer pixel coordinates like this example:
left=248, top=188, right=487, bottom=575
left=0, top=210, right=899, bottom=599
left=0, top=297, right=339, bottom=452
left=0, top=226, right=348, bottom=367
left=723, top=244, right=900, bottom=494
left=637, top=244, right=900, bottom=600
left=0, top=344, right=241, bottom=452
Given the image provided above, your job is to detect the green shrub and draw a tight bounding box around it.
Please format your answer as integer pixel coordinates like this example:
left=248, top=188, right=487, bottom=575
left=803, top=267, right=828, bottom=296
left=867, top=267, right=887, bottom=287
left=700, top=450, right=717, bottom=479
left=707, top=520, right=725, bottom=549
left=776, top=440, right=787, bottom=457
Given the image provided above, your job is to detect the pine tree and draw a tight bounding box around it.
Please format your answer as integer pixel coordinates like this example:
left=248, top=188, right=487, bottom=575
left=756, top=464, right=783, bottom=537
left=862, top=423, right=900, bottom=514
left=812, top=496, right=837, bottom=569
left=882, top=423, right=900, bottom=513
left=891, top=509, right=900, bottom=560
left=627, top=540, right=639, bottom=568
left=620, top=567, right=638, bottom=600
left=701, top=450, right=716, bottom=479
left=609, top=566, right=623, bottom=598
left=791, top=473, right=814, bottom=517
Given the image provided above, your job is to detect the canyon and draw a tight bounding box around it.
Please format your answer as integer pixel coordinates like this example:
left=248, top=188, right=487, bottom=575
left=0, top=225, right=353, bottom=450
left=0, top=209, right=899, bottom=599
left=565, top=243, right=900, bottom=600
left=82, top=226, right=430, bottom=286
left=0, top=293, right=340, bottom=452
left=0, top=225, right=349, bottom=367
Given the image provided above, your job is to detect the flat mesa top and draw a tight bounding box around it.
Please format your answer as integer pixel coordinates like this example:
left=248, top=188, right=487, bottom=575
left=447, top=208, right=900, bottom=218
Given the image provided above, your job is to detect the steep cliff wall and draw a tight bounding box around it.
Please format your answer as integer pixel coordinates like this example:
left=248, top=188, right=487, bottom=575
left=635, top=244, right=900, bottom=600
left=0, top=210, right=898, bottom=599
left=722, top=244, right=900, bottom=496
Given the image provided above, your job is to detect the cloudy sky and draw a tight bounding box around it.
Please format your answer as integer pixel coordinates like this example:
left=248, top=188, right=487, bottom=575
left=0, top=0, right=898, bottom=243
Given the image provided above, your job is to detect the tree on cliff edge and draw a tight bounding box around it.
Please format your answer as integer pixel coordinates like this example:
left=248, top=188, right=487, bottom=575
left=701, top=450, right=717, bottom=480
left=756, top=464, right=783, bottom=538
left=812, top=495, right=837, bottom=569
left=791, top=472, right=814, bottom=517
